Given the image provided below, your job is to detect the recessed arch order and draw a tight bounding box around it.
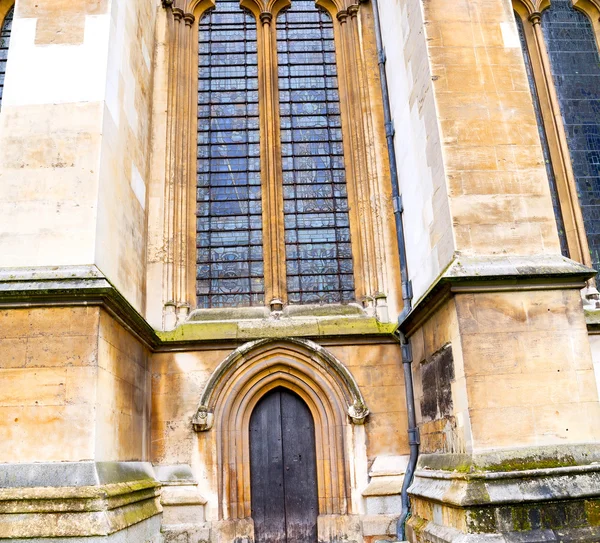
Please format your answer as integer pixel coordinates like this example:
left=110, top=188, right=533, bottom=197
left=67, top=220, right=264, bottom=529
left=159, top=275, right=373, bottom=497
left=191, top=338, right=370, bottom=519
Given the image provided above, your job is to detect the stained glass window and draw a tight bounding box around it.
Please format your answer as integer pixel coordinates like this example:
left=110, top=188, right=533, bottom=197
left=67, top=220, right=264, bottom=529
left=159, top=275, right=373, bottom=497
left=0, top=7, right=13, bottom=108
left=196, top=0, right=264, bottom=308
left=515, top=13, right=569, bottom=257
left=277, top=1, right=355, bottom=304
left=541, top=1, right=600, bottom=276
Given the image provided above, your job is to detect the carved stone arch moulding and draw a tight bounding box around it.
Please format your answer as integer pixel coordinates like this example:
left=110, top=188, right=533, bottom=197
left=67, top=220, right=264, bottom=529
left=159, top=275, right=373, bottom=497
left=192, top=338, right=369, bottom=519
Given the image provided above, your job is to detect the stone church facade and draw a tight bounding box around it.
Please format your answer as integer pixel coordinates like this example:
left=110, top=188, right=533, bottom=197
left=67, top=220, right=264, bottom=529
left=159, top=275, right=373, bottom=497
left=1, top=0, right=600, bottom=542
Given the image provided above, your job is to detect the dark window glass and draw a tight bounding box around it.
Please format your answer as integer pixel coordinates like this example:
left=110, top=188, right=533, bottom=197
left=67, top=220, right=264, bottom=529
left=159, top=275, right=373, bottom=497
left=515, top=13, right=569, bottom=257
left=196, top=0, right=264, bottom=308
left=0, top=7, right=13, bottom=108
left=277, top=1, right=355, bottom=305
left=542, top=1, right=600, bottom=275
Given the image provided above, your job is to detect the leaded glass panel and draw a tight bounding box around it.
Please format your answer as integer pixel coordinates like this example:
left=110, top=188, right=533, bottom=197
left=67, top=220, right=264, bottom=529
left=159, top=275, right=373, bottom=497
left=196, top=0, right=264, bottom=308
left=515, top=13, right=569, bottom=257
left=0, top=7, right=13, bottom=108
left=541, top=1, right=600, bottom=275
left=277, top=1, right=355, bottom=305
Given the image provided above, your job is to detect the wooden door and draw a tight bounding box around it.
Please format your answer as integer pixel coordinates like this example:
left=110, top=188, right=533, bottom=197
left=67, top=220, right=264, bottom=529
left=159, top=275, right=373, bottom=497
left=250, top=388, right=319, bottom=543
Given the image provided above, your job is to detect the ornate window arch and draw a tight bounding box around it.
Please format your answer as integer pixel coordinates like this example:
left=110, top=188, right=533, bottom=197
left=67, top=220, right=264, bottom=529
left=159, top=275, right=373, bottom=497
left=152, top=0, right=401, bottom=327
left=191, top=338, right=369, bottom=520
left=513, top=0, right=600, bottom=283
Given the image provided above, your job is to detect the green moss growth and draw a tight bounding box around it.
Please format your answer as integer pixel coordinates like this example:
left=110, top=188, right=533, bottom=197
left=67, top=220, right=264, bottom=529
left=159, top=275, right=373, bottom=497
left=484, top=454, right=577, bottom=473
left=512, top=507, right=532, bottom=531
left=467, top=508, right=496, bottom=533
left=585, top=500, right=600, bottom=526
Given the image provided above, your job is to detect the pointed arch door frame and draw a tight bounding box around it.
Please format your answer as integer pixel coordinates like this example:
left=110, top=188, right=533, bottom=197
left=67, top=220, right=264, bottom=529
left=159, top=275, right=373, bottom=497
left=191, top=338, right=369, bottom=520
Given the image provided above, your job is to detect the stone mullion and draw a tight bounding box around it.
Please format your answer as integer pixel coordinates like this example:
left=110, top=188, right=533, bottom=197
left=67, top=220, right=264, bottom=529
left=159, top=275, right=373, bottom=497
left=348, top=3, right=388, bottom=301
left=163, top=8, right=181, bottom=329
left=187, top=17, right=200, bottom=312
left=258, top=11, right=287, bottom=309
left=526, top=11, right=590, bottom=267
left=162, top=6, right=197, bottom=328
left=333, top=11, right=369, bottom=305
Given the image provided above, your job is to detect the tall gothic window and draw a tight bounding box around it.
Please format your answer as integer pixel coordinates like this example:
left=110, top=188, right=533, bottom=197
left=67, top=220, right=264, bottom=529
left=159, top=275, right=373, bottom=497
left=0, top=6, right=13, bottom=109
left=196, top=0, right=264, bottom=308
left=541, top=0, right=600, bottom=277
left=196, top=0, right=354, bottom=308
left=277, top=1, right=354, bottom=305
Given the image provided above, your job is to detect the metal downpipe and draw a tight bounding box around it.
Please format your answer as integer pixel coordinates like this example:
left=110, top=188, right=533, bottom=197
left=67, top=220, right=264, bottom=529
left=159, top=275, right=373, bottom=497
left=369, top=0, right=419, bottom=539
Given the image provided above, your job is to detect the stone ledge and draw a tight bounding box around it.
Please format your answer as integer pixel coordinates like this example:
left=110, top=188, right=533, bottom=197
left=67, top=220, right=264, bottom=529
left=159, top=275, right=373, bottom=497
left=0, top=462, right=162, bottom=539
left=157, top=315, right=397, bottom=343
left=401, top=254, right=595, bottom=335
left=416, top=444, right=600, bottom=473
left=0, top=461, right=157, bottom=489
left=0, top=515, right=163, bottom=543
left=407, top=517, right=600, bottom=543
left=0, top=265, right=398, bottom=347
left=410, top=445, right=600, bottom=508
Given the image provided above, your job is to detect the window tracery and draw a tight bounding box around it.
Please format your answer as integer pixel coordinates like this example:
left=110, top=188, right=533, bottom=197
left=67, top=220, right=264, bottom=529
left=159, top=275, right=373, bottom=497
left=156, top=0, right=400, bottom=324
left=196, top=0, right=265, bottom=308
left=277, top=0, right=354, bottom=304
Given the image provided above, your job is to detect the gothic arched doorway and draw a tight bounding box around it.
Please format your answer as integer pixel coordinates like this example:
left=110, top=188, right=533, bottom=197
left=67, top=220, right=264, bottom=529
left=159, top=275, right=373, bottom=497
left=250, top=387, right=319, bottom=543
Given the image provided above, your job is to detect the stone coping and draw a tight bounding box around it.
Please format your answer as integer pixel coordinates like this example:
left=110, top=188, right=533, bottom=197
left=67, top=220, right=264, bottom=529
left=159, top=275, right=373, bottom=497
left=0, top=462, right=163, bottom=539
left=0, top=265, right=398, bottom=348
left=400, top=254, right=595, bottom=335
left=416, top=443, right=600, bottom=473
left=409, top=445, right=600, bottom=508
left=0, top=260, right=594, bottom=346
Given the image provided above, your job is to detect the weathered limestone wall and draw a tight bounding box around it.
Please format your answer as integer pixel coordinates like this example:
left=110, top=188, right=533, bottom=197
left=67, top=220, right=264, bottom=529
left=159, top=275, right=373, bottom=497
left=0, top=307, right=151, bottom=464
left=410, top=298, right=468, bottom=455
left=96, top=310, right=152, bottom=461
left=588, top=333, right=600, bottom=401
left=0, top=1, right=110, bottom=270
left=377, top=0, right=452, bottom=303
left=411, top=290, right=600, bottom=457
left=96, top=0, right=157, bottom=313
left=378, top=0, right=564, bottom=303
left=455, top=289, right=600, bottom=450
left=146, top=8, right=169, bottom=329
left=424, top=0, right=561, bottom=258
left=0, top=307, right=100, bottom=463
left=0, top=0, right=158, bottom=314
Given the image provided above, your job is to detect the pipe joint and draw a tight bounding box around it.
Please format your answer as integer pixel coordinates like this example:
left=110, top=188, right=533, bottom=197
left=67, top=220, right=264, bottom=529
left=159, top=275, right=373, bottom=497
left=385, top=120, right=395, bottom=139
left=401, top=280, right=413, bottom=302
left=393, top=195, right=403, bottom=214
left=408, top=427, right=420, bottom=446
